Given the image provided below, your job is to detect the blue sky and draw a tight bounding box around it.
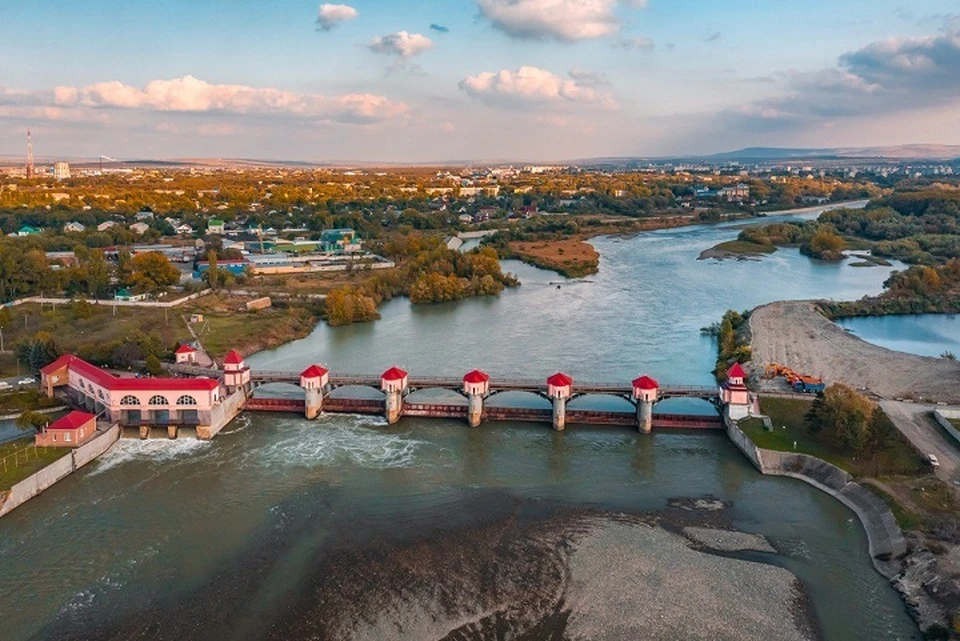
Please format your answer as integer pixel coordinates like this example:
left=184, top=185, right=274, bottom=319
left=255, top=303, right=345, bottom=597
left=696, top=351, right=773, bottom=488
left=1, top=0, right=958, bottom=161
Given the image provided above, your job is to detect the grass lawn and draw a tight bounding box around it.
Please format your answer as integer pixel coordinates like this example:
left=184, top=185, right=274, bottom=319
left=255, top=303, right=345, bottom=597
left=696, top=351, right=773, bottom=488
left=0, top=437, right=70, bottom=491
left=742, top=396, right=926, bottom=478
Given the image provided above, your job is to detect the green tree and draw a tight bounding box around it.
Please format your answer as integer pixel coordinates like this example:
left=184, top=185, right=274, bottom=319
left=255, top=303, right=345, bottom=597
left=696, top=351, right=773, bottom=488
left=206, top=250, right=220, bottom=290
left=144, top=354, right=164, bottom=376
left=16, top=410, right=49, bottom=432
left=16, top=332, right=62, bottom=372
left=806, top=383, right=874, bottom=455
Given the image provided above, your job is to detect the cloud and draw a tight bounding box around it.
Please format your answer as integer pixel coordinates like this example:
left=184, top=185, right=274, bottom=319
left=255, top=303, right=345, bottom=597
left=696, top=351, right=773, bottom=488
left=615, top=35, right=654, bottom=52
left=367, top=31, right=433, bottom=57
left=476, top=0, right=646, bottom=42
left=459, top=66, right=618, bottom=109
left=430, top=23, right=449, bottom=33
left=706, top=19, right=960, bottom=139
left=0, top=76, right=408, bottom=124
left=316, top=3, right=358, bottom=31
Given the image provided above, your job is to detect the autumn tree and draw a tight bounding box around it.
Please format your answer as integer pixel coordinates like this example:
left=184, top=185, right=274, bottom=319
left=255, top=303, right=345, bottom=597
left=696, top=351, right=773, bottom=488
left=127, top=252, right=181, bottom=293
left=806, top=383, right=875, bottom=455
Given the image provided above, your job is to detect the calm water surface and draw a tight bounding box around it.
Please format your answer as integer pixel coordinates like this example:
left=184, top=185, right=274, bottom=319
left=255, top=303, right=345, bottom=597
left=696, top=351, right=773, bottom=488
left=837, top=314, right=960, bottom=358
left=0, top=202, right=921, bottom=640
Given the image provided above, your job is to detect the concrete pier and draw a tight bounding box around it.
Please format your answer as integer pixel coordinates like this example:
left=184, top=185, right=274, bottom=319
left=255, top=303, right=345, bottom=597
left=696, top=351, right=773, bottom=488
left=467, top=394, right=483, bottom=427
left=167, top=425, right=178, bottom=439
left=385, top=391, right=403, bottom=425
left=637, top=401, right=653, bottom=434
left=139, top=425, right=150, bottom=440
left=552, top=396, right=567, bottom=431
left=305, top=388, right=323, bottom=420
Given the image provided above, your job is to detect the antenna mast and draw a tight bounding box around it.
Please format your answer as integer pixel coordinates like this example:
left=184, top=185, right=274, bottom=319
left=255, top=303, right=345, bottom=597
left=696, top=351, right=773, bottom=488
left=25, top=130, right=35, bottom=179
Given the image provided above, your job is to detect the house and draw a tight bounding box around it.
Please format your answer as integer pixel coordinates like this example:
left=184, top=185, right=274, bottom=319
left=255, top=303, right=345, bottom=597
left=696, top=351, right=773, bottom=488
left=130, top=222, right=150, bottom=235
left=175, top=344, right=198, bottom=365
left=518, top=205, right=538, bottom=219
left=97, top=221, right=118, bottom=232
left=175, top=224, right=195, bottom=236
left=35, top=411, right=97, bottom=448
left=17, top=225, right=42, bottom=236
left=321, top=228, right=361, bottom=254
left=207, top=219, right=225, bottom=235
left=63, top=222, right=86, bottom=233
left=135, top=209, right=155, bottom=221
left=114, top=288, right=149, bottom=302
left=473, top=207, right=497, bottom=223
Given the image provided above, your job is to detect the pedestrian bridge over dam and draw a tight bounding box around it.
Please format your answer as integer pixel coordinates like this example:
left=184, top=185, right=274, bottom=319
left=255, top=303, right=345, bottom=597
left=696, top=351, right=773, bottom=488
left=212, top=360, right=752, bottom=433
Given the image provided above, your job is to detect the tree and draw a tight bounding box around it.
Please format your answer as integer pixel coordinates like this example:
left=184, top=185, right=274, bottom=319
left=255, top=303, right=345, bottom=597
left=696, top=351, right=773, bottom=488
left=16, top=410, right=49, bottom=432
left=206, top=250, right=220, bottom=290
left=806, top=383, right=875, bottom=455
left=128, top=252, right=181, bottom=293
left=16, top=332, right=62, bottom=372
left=144, top=354, right=164, bottom=376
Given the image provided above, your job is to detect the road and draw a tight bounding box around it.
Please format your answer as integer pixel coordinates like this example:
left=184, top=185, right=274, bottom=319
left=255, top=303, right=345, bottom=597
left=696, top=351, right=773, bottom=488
left=880, top=400, right=960, bottom=484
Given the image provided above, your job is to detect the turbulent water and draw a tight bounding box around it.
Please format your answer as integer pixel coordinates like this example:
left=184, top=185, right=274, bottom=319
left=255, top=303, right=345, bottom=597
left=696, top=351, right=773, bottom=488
left=0, top=203, right=922, bottom=641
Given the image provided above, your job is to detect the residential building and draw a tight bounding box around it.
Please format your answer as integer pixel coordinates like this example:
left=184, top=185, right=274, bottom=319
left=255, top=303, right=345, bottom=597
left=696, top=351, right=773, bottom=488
left=17, top=225, right=42, bottom=236
left=97, top=221, right=118, bottom=232
left=114, top=288, right=149, bottom=302
left=207, top=218, right=225, bottom=235
left=134, top=209, right=155, bottom=221
left=53, top=161, right=71, bottom=181
left=63, top=221, right=86, bottom=233
left=175, top=344, right=198, bottom=365
left=175, top=224, right=194, bottom=236
left=320, top=228, right=362, bottom=254
left=130, top=222, right=150, bottom=235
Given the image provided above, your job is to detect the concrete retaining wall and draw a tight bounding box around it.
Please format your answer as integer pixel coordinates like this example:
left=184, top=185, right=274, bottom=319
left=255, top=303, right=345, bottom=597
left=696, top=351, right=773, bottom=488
left=198, top=389, right=246, bottom=440
left=0, top=424, right=120, bottom=518
left=933, top=409, right=960, bottom=446
left=725, top=416, right=905, bottom=578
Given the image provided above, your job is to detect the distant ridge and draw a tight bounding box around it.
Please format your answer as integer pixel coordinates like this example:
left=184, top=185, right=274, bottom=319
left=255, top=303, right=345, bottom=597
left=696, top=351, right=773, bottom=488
left=706, top=145, right=960, bottom=161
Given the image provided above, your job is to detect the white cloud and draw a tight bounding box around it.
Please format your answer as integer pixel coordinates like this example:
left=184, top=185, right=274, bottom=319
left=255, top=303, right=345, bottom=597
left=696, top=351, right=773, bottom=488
left=1, top=76, right=408, bottom=124
left=367, top=31, right=433, bottom=57
left=316, top=4, right=358, bottom=31
left=460, top=66, right=618, bottom=109
left=477, top=0, right=647, bottom=42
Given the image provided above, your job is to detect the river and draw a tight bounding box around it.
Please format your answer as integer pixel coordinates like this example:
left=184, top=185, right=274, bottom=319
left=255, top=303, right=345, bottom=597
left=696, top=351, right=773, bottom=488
left=837, top=314, right=960, bottom=359
left=0, top=202, right=922, bottom=640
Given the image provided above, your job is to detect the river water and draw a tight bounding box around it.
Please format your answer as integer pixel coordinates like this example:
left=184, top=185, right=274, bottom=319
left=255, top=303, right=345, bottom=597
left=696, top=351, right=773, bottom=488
left=0, top=203, right=922, bottom=640
left=837, top=314, right=960, bottom=358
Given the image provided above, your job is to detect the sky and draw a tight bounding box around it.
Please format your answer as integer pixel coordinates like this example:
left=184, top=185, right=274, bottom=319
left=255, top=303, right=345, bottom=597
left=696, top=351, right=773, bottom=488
left=0, top=0, right=958, bottom=162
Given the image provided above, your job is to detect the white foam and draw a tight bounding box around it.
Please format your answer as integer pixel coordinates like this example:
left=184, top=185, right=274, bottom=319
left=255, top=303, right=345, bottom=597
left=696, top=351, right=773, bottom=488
left=250, top=416, right=426, bottom=470
left=90, top=438, right=212, bottom=476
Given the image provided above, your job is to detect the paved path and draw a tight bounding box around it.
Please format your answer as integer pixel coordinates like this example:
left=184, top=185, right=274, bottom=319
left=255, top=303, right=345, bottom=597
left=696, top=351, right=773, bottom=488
left=880, top=400, right=960, bottom=484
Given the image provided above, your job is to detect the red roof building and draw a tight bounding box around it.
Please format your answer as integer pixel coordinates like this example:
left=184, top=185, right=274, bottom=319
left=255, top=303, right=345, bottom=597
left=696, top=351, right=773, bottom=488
left=35, top=410, right=97, bottom=447
left=301, top=365, right=329, bottom=379
left=223, top=350, right=245, bottom=367
left=463, top=370, right=490, bottom=384
left=546, top=372, right=573, bottom=388
left=382, top=367, right=409, bottom=381
left=175, top=344, right=196, bottom=355
left=727, top=363, right=747, bottom=381
left=632, top=375, right=659, bottom=390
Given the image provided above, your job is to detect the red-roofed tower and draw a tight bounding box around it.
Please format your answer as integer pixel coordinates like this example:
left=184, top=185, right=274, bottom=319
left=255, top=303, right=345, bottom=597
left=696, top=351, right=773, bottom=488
left=300, top=365, right=329, bottom=420
left=381, top=367, right=409, bottom=425
left=632, top=374, right=659, bottom=434
left=546, top=372, right=573, bottom=431
left=223, top=350, right=251, bottom=393
left=721, top=362, right=751, bottom=421
left=463, top=370, right=490, bottom=428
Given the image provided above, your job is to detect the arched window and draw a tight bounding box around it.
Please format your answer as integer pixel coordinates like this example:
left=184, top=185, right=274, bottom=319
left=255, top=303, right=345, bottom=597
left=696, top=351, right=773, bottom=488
left=148, top=395, right=169, bottom=406
left=97, top=390, right=105, bottom=400
left=120, top=396, right=140, bottom=406
left=176, top=395, right=198, bottom=406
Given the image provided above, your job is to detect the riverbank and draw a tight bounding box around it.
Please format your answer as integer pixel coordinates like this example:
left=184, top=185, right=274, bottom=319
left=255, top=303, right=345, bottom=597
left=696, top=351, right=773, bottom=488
left=507, top=238, right=600, bottom=278
left=749, top=300, right=960, bottom=402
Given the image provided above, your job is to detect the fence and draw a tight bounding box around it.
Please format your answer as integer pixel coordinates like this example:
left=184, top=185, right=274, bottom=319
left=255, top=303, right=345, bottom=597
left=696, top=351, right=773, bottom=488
left=0, top=444, right=55, bottom=475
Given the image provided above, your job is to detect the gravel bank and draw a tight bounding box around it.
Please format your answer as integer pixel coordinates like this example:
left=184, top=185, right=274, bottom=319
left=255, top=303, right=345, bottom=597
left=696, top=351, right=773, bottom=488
left=749, top=301, right=960, bottom=402
left=682, top=526, right=777, bottom=553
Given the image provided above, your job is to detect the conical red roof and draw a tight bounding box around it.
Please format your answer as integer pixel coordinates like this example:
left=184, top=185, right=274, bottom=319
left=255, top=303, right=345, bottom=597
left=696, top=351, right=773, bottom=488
left=632, top=375, right=659, bottom=390
left=463, top=370, right=490, bottom=384
left=727, top=362, right=747, bottom=378
left=223, top=350, right=245, bottom=365
left=300, top=365, right=329, bottom=379
left=547, top=372, right=573, bottom=387
left=175, top=344, right=196, bottom=355
left=381, top=366, right=408, bottom=381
